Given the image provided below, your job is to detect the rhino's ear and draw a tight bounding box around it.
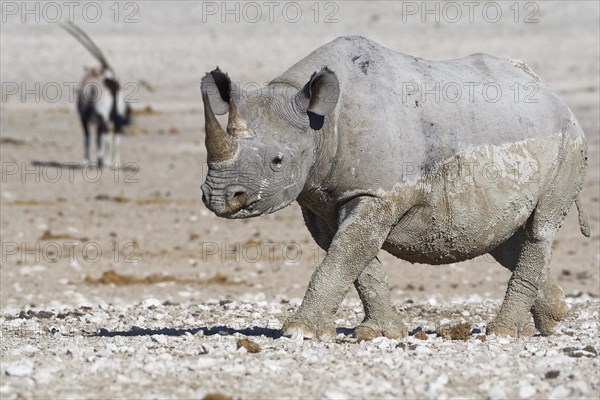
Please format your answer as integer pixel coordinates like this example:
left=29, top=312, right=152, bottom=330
left=201, top=67, right=233, bottom=115
left=298, top=67, right=340, bottom=130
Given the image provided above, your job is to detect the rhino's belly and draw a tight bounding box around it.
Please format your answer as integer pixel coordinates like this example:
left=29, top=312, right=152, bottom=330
left=383, top=197, right=534, bottom=264
left=382, top=138, right=563, bottom=265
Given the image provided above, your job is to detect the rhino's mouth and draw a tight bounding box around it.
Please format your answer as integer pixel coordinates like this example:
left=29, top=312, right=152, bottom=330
left=203, top=192, right=263, bottom=219
left=201, top=180, right=262, bottom=218
left=202, top=181, right=296, bottom=219
left=226, top=207, right=261, bottom=219
left=221, top=197, right=262, bottom=219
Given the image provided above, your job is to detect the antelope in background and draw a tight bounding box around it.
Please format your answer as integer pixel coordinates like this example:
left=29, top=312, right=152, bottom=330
left=60, top=21, right=131, bottom=168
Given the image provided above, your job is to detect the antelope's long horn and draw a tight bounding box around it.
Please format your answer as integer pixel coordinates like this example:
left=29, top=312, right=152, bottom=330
left=59, top=21, right=112, bottom=72
left=202, top=91, right=238, bottom=162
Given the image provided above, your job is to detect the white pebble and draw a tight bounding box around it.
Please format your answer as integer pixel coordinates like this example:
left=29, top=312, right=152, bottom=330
left=487, top=384, right=507, bottom=400
left=568, top=380, right=588, bottom=394
left=193, top=358, right=217, bottom=369
left=415, top=346, right=433, bottom=355
left=33, top=367, right=54, bottom=384
left=322, top=390, right=348, bottom=400
left=5, top=362, right=34, bottom=377
left=142, top=298, right=162, bottom=308
left=518, top=384, right=536, bottom=398
left=422, top=365, right=435, bottom=375
left=19, top=265, right=46, bottom=276
left=151, top=335, right=168, bottom=345
left=549, top=385, right=570, bottom=399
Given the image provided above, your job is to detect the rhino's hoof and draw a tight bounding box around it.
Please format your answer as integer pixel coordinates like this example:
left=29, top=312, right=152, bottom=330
left=486, top=320, right=535, bottom=337
left=532, top=282, right=567, bottom=336
left=354, top=321, right=408, bottom=341
left=282, top=320, right=336, bottom=341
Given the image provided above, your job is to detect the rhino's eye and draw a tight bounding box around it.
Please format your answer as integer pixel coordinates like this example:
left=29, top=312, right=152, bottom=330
left=271, top=154, right=284, bottom=171
left=272, top=155, right=284, bottom=165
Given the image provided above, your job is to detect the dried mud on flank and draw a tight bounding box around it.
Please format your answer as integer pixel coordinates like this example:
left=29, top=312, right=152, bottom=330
left=84, top=270, right=247, bottom=286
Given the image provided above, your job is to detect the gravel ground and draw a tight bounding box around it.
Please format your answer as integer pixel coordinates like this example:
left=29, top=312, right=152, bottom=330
left=1, top=295, right=598, bottom=399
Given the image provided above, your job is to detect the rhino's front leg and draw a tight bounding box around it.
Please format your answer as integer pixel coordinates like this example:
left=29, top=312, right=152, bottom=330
left=283, top=196, right=398, bottom=340
left=300, top=206, right=406, bottom=340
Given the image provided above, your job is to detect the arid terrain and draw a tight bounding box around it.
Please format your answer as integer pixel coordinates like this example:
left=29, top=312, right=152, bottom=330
left=1, top=1, right=599, bottom=399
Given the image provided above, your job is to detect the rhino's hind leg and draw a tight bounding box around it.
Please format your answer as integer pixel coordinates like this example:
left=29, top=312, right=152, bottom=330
left=488, top=214, right=567, bottom=336
left=354, top=258, right=407, bottom=340
left=487, top=238, right=547, bottom=336
left=532, top=281, right=567, bottom=335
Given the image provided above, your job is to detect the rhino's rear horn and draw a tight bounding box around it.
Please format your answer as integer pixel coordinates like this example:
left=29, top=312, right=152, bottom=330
left=226, top=98, right=253, bottom=138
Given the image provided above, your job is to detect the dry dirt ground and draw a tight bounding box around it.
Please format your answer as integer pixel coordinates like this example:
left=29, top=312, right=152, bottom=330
left=1, top=1, right=599, bottom=399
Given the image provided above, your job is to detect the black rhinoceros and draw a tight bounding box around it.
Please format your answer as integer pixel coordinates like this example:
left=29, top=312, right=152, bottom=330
left=200, top=36, right=589, bottom=340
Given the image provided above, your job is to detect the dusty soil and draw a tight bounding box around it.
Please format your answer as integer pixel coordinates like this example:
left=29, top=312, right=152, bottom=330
left=1, top=1, right=599, bottom=399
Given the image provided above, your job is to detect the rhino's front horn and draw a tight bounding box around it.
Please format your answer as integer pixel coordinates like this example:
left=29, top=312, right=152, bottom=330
left=202, top=91, right=238, bottom=162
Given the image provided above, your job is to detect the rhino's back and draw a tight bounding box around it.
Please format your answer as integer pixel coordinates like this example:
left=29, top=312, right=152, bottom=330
left=273, top=36, right=584, bottom=192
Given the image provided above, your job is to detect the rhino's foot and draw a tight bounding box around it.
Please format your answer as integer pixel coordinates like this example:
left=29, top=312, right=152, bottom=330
left=486, top=317, right=535, bottom=337
left=354, top=318, right=407, bottom=341
left=532, top=282, right=567, bottom=336
left=282, top=319, right=336, bottom=341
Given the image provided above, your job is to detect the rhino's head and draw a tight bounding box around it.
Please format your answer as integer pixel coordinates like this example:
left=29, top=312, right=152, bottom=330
left=200, top=67, right=339, bottom=218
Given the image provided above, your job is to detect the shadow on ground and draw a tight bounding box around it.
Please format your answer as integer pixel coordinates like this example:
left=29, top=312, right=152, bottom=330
left=90, top=325, right=356, bottom=339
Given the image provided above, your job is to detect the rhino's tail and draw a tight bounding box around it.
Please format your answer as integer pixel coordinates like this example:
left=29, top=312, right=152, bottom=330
left=575, top=196, right=591, bottom=237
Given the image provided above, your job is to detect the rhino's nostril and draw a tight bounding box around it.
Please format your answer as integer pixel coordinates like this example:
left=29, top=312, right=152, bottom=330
left=223, top=186, right=253, bottom=213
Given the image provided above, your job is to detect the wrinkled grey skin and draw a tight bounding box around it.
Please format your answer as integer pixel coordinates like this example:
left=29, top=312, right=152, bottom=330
left=201, top=36, right=589, bottom=340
